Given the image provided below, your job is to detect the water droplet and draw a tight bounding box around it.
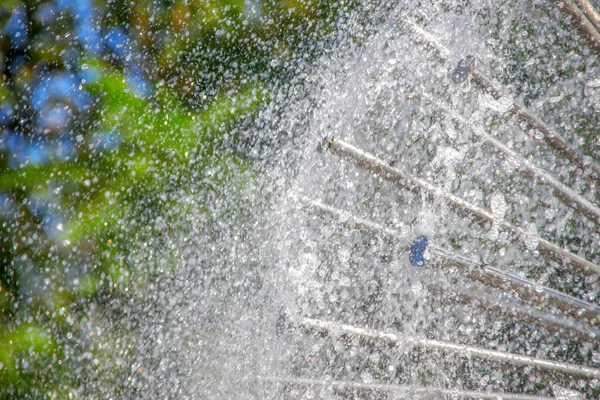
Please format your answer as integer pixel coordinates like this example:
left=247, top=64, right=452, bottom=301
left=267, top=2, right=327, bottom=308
left=524, top=222, right=539, bottom=251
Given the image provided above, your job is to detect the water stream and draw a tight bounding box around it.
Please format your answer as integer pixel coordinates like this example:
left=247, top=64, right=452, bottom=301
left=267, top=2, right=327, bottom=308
left=132, top=2, right=600, bottom=398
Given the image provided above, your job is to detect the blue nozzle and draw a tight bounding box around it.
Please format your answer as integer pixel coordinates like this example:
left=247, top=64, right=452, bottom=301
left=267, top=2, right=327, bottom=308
left=452, top=55, right=476, bottom=84
left=409, top=235, right=429, bottom=267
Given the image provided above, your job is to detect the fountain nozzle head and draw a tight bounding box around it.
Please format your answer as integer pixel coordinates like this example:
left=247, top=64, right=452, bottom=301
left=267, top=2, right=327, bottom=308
left=409, top=235, right=429, bottom=267
left=452, top=55, right=477, bottom=83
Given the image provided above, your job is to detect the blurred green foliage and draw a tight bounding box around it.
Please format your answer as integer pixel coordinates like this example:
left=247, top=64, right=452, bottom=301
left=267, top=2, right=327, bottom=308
left=0, top=0, right=352, bottom=396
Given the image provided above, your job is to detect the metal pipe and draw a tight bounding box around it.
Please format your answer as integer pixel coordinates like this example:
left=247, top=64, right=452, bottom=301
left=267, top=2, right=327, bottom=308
left=395, top=19, right=450, bottom=63
left=298, top=317, right=600, bottom=380
left=394, top=17, right=600, bottom=189
left=252, top=376, right=557, bottom=400
left=510, top=106, right=600, bottom=188
left=463, top=61, right=600, bottom=190
left=574, top=0, right=600, bottom=33
left=436, top=285, right=600, bottom=342
left=298, top=197, right=600, bottom=330
left=460, top=60, right=600, bottom=191
left=427, top=95, right=600, bottom=226
left=322, top=137, right=600, bottom=277
left=471, top=67, right=600, bottom=189
left=430, top=246, right=600, bottom=323
left=549, top=0, right=600, bottom=57
left=296, top=196, right=403, bottom=241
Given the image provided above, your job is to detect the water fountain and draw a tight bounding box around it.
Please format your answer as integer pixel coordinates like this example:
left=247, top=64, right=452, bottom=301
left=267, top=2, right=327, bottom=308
left=133, top=2, right=600, bottom=398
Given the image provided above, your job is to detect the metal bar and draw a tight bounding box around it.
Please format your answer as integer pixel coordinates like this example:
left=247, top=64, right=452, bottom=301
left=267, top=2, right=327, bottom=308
left=467, top=63, right=600, bottom=190
left=298, top=197, right=600, bottom=330
left=510, top=106, right=600, bottom=188
left=574, top=0, right=600, bottom=33
left=427, top=96, right=600, bottom=225
left=298, top=317, right=600, bottom=380
left=431, top=246, right=600, bottom=323
left=395, top=19, right=450, bottom=62
left=253, top=376, right=556, bottom=400
left=437, top=285, right=600, bottom=342
left=297, top=196, right=403, bottom=240
left=420, top=337, right=600, bottom=379
left=394, top=18, right=600, bottom=188
left=464, top=62, right=600, bottom=191
left=549, top=0, right=600, bottom=57
left=323, top=138, right=600, bottom=277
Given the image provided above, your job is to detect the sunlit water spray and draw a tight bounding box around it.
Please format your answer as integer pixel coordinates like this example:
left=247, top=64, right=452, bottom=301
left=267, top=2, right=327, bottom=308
left=133, top=2, right=600, bottom=398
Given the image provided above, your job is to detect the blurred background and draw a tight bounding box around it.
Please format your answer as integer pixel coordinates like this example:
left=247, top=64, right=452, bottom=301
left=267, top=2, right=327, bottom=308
left=0, top=0, right=378, bottom=396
